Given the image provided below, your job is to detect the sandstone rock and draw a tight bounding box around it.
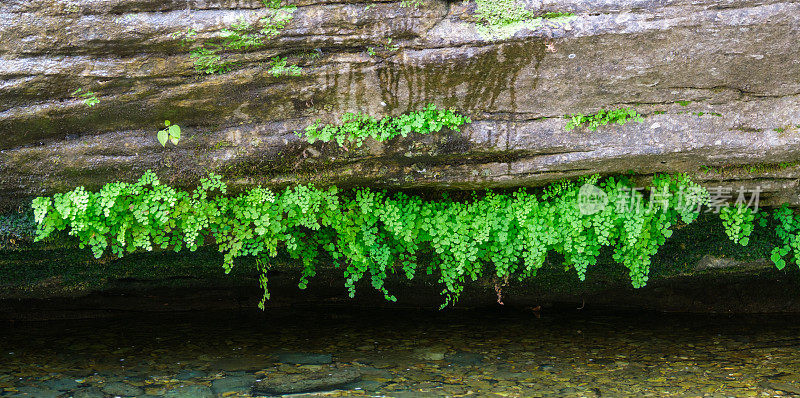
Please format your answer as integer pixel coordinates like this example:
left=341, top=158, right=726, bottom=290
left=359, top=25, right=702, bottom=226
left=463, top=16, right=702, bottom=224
left=0, top=0, right=798, bottom=211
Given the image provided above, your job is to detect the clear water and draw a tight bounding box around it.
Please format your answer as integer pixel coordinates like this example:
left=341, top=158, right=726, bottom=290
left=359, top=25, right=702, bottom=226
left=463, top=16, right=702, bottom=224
left=1, top=307, right=799, bottom=397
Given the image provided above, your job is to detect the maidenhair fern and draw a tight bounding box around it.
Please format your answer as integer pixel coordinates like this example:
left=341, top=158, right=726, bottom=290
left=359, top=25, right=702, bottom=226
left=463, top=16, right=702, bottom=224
left=720, top=204, right=755, bottom=246
left=771, top=206, right=800, bottom=270
left=33, top=172, right=712, bottom=308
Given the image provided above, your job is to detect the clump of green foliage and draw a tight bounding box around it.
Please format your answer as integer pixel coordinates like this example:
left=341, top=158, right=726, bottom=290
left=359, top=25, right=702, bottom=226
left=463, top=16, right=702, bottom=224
left=156, top=121, right=181, bottom=147
left=366, top=38, right=400, bottom=57
left=297, top=104, right=471, bottom=147
left=720, top=204, right=755, bottom=246
left=32, top=172, right=715, bottom=308
left=382, top=38, right=400, bottom=52
left=267, top=56, right=302, bottom=77
left=565, top=108, right=645, bottom=131
left=183, top=0, right=298, bottom=74
left=474, top=0, right=574, bottom=39
left=299, top=48, right=322, bottom=60
left=771, top=206, right=800, bottom=270
left=400, top=0, right=423, bottom=8
left=71, top=88, right=99, bottom=107
left=219, top=18, right=265, bottom=50
left=190, top=47, right=232, bottom=74
left=693, top=111, right=722, bottom=117
left=172, top=28, right=197, bottom=45
left=541, top=11, right=574, bottom=19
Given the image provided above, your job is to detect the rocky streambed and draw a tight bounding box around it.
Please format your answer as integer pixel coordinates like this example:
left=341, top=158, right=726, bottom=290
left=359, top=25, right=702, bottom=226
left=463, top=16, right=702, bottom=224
left=4, top=308, right=800, bottom=397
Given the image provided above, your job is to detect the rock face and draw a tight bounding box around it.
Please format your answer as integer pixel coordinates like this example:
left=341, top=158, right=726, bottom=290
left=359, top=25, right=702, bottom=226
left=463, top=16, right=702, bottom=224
left=1, top=0, right=799, bottom=211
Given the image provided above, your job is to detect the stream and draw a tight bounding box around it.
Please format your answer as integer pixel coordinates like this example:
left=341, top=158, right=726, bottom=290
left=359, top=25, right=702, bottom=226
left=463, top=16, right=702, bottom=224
left=1, top=306, right=799, bottom=397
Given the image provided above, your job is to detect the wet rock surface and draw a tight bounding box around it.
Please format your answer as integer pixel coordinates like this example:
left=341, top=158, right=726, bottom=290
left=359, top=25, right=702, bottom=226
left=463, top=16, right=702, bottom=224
left=71, top=387, right=105, bottom=398
left=100, top=381, right=144, bottom=396
left=445, top=351, right=483, bottom=366
left=252, top=365, right=361, bottom=394
left=0, top=0, right=799, bottom=210
left=276, top=352, right=333, bottom=365
left=210, top=373, right=256, bottom=395
left=162, top=384, right=214, bottom=398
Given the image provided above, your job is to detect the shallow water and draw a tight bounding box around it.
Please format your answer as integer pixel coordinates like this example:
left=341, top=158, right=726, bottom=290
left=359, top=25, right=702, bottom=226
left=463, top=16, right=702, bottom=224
left=1, top=306, right=799, bottom=397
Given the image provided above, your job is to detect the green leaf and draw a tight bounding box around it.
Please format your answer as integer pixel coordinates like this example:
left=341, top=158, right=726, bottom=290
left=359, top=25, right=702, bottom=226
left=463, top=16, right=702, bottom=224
left=164, top=120, right=171, bottom=127
left=157, top=129, right=168, bottom=147
left=739, top=237, right=749, bottom=246
left=168, top=124, right=181, bottom=145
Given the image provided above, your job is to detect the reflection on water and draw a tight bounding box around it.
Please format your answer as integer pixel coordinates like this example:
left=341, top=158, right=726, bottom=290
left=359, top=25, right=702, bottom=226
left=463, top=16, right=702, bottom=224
left=1, top=307, right=800, bottom=397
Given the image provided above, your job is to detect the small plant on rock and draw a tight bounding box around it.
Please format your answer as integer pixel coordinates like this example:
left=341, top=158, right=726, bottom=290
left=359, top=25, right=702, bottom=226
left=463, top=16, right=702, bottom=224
left=474, top=0, right=574, bottom=40
left=298, top=104, right=471, bottom=147
left=182, top=0, right=297, bottom=75
left=71, top=88, right=99, bottom=107
left=565, top=108, right=644, bottom=131
left=157, top=121, right=181, bottom=147
left=400, top=0, right=423, bottom=8
left=720, top=204, right=755, bottom=246
left=268, top=56, right=302, bottom=77
left=190, top=47, right=233, bottom=74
